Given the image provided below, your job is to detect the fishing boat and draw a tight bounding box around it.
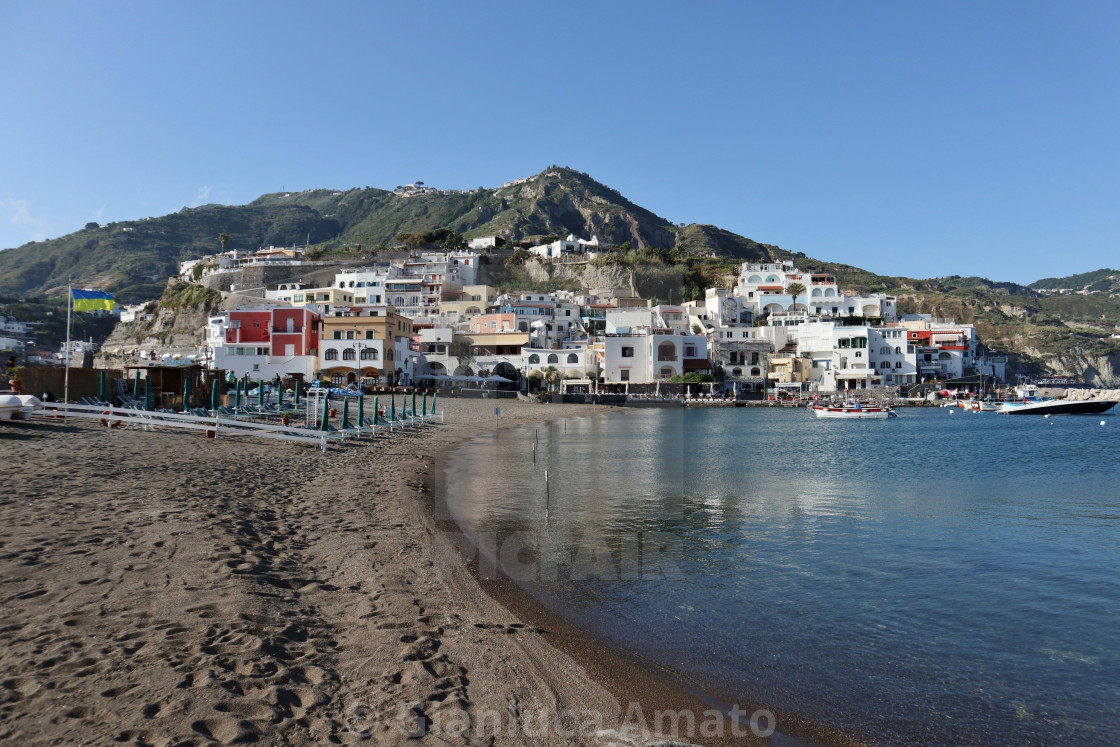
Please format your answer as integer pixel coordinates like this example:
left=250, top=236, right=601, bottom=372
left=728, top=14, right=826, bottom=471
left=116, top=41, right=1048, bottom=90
left=809, top=401, right=898, bottom=419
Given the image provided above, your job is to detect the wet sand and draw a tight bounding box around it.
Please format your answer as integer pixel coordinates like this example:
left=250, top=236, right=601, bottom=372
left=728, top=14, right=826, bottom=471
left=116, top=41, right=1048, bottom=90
left=0, top=398, right=861, bottom=746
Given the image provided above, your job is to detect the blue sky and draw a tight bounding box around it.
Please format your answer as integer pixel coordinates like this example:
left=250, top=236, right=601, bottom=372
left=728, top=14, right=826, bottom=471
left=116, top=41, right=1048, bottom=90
left=1, top=1, right=1117, bottom=285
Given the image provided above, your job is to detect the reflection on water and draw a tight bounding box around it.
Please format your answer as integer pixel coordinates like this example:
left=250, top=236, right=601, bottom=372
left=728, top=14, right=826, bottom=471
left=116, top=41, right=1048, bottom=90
left=444, top=408, right=1120, bottom=745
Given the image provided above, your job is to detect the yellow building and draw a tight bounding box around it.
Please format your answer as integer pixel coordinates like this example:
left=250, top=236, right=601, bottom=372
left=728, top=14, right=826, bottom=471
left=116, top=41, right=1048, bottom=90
left=319, top=306, right=413, bottom=385
left=441, top=284, right=497, bottom=316
left=767, top=348, right=811, bottom=384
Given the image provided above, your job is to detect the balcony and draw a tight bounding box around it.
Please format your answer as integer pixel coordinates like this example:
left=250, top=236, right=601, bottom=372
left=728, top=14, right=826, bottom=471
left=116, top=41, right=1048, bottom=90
left=657, top=355, right=678, bottom=362
left=272, top=326, right=304, bottom=333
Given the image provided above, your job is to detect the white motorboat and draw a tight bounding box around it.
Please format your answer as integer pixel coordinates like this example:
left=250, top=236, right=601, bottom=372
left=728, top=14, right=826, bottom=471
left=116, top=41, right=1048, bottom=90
left=1000, top=398, right=1116, bottom=415
left=998, top=384, right=1116, bottom=415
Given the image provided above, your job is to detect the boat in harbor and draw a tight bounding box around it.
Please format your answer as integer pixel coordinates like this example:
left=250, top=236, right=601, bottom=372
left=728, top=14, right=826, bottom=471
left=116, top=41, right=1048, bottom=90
left=998, top=384, right=1117, bottom=415
left=1000, top=398, right=1116, bottom=415
left=809, top=401, right=898, bottom=419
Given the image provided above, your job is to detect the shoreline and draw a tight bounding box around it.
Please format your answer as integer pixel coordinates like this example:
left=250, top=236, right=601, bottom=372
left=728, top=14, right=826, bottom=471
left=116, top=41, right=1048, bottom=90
left=429, top=404, right=865, bottom=747
left=0, top=400, right=864, bottom=746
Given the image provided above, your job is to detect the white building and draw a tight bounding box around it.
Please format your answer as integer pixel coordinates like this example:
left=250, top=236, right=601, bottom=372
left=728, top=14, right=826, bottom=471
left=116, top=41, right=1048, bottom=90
left=601, top=306, right=709, bottom=383
left=527, top=234, right=601, bottom=260
left=468, top=236, right=500, bottom=251
left=737, top=261, right=897, bottom=322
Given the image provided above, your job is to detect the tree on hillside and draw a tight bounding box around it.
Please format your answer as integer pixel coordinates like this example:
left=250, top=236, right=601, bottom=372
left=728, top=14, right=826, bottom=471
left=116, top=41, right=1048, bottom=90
left=786, top=281, right=807, bottom=312
left=219, top=233, right=229, bottom=253
left=440, top=231, right=465, bottom=251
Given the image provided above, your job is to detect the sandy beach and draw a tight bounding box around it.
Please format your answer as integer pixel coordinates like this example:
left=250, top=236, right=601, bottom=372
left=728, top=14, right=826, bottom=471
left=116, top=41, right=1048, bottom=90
left=0, top=399, right=854, bottom=746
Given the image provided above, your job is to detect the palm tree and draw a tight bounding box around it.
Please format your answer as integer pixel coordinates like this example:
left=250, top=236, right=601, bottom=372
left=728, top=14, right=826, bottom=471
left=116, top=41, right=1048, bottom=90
left=543, top=366, right=560, bottom=391
left=786, top=281, right=807, bottom=314
left=219, top=233, right=229, bottom=253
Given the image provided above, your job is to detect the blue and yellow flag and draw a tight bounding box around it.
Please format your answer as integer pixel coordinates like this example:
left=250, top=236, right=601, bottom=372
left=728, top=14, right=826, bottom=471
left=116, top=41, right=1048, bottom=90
left=72, top=288, right=115, bottom=312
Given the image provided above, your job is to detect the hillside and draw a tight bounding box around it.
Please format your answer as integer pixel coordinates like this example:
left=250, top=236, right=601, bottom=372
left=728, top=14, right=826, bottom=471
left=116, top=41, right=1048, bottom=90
left=1030, top=268, right=1120, bottom=294
left=0, top=167, right=796, bottom=304
left=3, top=166, right=1120, bottom=383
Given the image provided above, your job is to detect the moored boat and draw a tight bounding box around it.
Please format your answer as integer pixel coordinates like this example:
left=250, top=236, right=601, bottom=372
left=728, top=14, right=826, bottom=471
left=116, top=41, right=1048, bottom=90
left=1000, top=398, right=1116, bottom=415
left=810, top=401, right=898, bottom=419
left=998, top=384, right=1116, bottom=415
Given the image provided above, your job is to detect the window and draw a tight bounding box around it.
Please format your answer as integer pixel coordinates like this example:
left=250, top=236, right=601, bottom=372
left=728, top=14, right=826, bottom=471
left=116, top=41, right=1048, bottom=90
left=333, top=331, right=342, bottom=340
left=895, top=361, right=903, bottom=369
left=361, top=349, right=378, bottom=361
left=620, top=370, right=630, bottom=381
left=528, top=354, right=540, bottom=364
left=621, top=346, right=634, bottom=358
left=567, top=353, right=578, bottom=364
left=325, top=349, right=339, bottom=361
left=547, top=354, right=558, bottom=364
left=342, top=348, right=356, bottom=361
left=285, top=344, right=295, bottom=356
left=293, top=294, right=304, bottom=302
left=366, top=330, right=374, bottom=339
left=346, top=331, right=355, bottom=340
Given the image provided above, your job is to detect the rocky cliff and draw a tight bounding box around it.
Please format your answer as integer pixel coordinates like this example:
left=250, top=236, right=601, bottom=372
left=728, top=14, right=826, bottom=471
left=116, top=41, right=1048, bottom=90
left=95, top=281, right=222, bottom=369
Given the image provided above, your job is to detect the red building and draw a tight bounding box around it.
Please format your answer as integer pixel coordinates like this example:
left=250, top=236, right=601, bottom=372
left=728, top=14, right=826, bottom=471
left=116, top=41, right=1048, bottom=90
left=217, top=306, right=320, bottom=380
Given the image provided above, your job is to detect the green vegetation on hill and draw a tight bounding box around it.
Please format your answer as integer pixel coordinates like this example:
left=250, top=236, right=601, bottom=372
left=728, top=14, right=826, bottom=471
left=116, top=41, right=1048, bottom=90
left=2, top=166, right=1119, bottom=380
left=1031, top=268, right=1120, bottom=293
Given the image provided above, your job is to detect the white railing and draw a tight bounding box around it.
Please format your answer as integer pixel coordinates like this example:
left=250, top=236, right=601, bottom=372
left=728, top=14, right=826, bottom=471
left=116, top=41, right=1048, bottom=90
left=33, top=402, right=336, bottom=450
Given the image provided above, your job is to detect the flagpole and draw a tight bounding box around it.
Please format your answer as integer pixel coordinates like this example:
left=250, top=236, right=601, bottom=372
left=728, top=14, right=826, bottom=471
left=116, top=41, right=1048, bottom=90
left=64, top=277, right=72, bottom=422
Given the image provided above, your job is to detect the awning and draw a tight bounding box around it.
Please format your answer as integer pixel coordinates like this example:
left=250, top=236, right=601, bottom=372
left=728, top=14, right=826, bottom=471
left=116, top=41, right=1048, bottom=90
left=683, top=358, right=712, bottom=371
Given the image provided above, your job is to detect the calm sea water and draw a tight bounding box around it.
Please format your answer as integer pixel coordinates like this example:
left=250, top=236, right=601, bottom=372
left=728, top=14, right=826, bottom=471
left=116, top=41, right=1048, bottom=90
left=442, top=407, right=1120, bottom=745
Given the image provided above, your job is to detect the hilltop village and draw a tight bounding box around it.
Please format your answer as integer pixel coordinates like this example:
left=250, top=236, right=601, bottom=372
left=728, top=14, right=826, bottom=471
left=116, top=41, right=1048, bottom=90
left=89, top=235, right=1006, bottom=398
